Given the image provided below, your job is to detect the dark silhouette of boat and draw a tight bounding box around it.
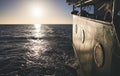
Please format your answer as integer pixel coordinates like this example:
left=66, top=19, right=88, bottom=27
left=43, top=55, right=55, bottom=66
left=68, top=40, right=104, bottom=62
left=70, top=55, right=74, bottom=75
left=66, top=0, right=120, bottom=76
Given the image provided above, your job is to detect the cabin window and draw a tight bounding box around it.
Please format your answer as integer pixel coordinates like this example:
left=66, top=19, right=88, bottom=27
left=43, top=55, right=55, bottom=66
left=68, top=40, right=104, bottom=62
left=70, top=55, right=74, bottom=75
left=82, top=5, right=94, bottom=14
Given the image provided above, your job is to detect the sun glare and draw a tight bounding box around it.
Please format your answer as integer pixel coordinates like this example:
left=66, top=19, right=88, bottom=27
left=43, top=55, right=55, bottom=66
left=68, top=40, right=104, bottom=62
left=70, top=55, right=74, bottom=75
left=31, top=6, right=43, bottom=17
left=33, top=8, right=41, bottom=16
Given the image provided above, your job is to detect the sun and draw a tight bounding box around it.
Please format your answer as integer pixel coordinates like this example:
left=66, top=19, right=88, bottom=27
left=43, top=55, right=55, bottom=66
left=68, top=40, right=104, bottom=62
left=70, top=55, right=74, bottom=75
left=32, top=8, right=41, bottom=17
left=31, top=6, right=43, bottom=17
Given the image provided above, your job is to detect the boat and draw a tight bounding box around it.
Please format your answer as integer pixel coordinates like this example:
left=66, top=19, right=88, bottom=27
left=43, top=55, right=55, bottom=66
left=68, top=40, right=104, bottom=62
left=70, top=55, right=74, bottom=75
left=66, top=0, right=120, bottom=76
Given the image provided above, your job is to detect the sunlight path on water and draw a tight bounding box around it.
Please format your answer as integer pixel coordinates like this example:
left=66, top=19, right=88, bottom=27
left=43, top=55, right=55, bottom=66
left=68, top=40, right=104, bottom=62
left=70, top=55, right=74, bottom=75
left=34, top=24, right=42, bottom=38
left=24, top=24, right=52, bottom=65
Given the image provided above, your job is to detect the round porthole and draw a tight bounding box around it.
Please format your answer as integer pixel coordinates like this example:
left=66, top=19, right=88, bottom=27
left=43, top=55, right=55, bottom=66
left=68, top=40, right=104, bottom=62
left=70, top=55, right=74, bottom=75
left=81, top=29, right=85, bottom=43
left=94, top=43, right=104, bottom=68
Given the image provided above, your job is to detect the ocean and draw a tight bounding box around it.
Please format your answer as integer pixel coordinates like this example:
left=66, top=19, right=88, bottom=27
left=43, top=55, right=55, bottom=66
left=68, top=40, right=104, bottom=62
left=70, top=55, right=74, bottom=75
left=0, top=24, right=77, bottom=76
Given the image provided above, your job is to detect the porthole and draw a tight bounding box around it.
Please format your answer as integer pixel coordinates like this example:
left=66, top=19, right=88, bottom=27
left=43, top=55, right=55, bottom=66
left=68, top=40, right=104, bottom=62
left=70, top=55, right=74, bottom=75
left=81, top=29, right=85, bottom=43
left=94, top=43, right=104, bottom=68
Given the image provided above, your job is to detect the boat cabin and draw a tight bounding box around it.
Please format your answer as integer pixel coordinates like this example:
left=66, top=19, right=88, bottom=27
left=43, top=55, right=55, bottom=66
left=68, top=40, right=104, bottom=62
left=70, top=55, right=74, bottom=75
left=66, top=0, right=120, bottom=23
left=67, top=0, right=120, bottom=42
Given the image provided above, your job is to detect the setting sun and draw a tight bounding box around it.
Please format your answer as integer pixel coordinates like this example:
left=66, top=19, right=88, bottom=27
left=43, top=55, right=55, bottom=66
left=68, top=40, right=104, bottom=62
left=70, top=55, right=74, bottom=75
left=29, top=5, right=45, bottom=18
left=0, top=0, right=72, bottom=24
left=30, top=6, right=44, bottom=17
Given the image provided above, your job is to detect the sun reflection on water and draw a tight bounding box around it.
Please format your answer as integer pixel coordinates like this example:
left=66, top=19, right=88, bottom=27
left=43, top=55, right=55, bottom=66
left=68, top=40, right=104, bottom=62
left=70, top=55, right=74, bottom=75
left=34, top=24, right=41, bottom=33
left=25, top=24, right=51, bottom=62
left=26, top=39, right=50, bottom=60
left=34, top=24, right=43, bottom=38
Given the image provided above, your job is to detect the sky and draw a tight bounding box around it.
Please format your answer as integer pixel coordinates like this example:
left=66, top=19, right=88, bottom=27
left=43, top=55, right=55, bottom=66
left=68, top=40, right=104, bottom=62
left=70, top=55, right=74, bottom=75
left=0, top=0, right=73, bottom=24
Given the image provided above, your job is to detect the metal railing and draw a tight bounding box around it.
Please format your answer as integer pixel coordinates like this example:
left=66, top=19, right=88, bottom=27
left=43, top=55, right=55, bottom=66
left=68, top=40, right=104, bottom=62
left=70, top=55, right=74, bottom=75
left=66, top=0, right=92, bottom=6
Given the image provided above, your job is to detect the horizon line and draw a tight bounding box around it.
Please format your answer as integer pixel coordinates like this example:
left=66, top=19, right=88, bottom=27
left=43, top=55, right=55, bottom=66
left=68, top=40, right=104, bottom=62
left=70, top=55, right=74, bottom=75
left=0, top=24, right=72, bottom=25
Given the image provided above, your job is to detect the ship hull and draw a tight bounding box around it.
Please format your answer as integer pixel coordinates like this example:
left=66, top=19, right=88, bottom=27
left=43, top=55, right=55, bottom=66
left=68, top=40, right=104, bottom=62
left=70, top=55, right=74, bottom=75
left=72, top=15, right=120, bottom=76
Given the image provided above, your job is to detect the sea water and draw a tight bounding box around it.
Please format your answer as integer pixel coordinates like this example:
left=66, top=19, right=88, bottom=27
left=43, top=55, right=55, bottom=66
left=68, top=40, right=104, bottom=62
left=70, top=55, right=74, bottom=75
left=0, top=24, right=77, bottom=76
